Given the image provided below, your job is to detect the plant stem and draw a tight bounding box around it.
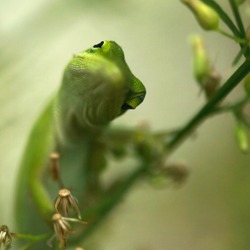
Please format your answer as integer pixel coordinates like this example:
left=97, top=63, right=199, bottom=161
left=13, top=233, right=50, bottom=241
left=80, top=162, right=149, bottom=241
left=216, top=28, right=246, bottom=44
left=228, top=0, right=246, bottom=37
left=227, top=0, right=250, bottom=56
left=167, top=59, right=250, bottom=151
left=211, top=96, right=249, bottom=114
left=201, top=0, right=249, bottom=58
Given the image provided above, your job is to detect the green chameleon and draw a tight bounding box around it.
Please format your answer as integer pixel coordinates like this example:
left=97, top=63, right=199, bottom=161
left=14, top=41, right=146, bottom=248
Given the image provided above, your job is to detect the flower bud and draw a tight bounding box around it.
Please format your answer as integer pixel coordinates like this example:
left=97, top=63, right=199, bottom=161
left=191, top=35, right=210, bottom=85
left=182, top=0, right=219, bottom=31
left=235, top=121, right=249, bottom=153
left=54, top=188, right=81, bottom=219
left=0, top=225, right=12, bottom=248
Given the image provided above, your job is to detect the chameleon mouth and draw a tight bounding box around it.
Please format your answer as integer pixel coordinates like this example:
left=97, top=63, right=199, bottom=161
left=120, top=92, right=146, bottom=114
left=121, top=102, right=134, bottom=111
left=119, top=102, right=132, bottom=115
left=123, top=92, right=145, bottom=109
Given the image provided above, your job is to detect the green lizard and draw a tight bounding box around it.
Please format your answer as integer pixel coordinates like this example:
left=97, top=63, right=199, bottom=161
left=14, top=41, right=146, bottom=248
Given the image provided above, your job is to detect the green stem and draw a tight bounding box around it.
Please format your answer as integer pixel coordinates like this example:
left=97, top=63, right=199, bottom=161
left=13, top=233, right=50, bottom=241
left=227, top=0, right=250, bottom=57
left=228, top=0, right=246, bottom=37
left=201, top=0, right=249, bottom=59
left=13, top=232, right=50, bottom=250
left=167, top=59, right=250, bottom=151
left=232, top=45, right=249, bottom=65
left=211, top=96, right=249, bottom=115
left=216, top=28, right=246, bottom=44
left=81, top=163, right=148, bottom=240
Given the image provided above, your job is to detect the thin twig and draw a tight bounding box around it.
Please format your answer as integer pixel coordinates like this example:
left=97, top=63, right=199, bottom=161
left=167, top=59, right=250, bottom=151
left=76, top=163, right=149, bottom=242
left=228, top=0, right=246, bottom=37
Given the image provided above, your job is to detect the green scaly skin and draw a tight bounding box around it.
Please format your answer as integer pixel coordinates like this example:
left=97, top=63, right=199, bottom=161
left=14, top=41, right=146, bottom=248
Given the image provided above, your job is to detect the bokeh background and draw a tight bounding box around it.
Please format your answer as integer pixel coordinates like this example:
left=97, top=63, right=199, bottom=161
left=1, top=0, right=250, bottom=249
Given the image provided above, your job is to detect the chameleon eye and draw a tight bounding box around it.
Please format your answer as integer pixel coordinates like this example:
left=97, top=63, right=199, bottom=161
left=93, top=41, right=104, bottom=48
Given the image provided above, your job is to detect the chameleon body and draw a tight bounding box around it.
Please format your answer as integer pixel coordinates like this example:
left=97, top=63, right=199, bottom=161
left=14, top=41, right=146, bottom=243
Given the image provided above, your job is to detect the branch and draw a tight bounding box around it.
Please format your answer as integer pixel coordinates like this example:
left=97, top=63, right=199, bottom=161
left=228, top=0, right=246, bottom=37
left=72, top=162, right=149, bottom=243
left=167, top=59, right=250, bottom=151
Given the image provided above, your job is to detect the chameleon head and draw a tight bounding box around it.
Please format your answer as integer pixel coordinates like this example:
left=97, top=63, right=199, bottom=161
left=59, top=41, right=146, bottom=129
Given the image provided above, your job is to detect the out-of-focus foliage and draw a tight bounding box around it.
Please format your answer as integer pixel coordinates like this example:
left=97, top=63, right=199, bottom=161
left=1, top=1, right=250, bottom=250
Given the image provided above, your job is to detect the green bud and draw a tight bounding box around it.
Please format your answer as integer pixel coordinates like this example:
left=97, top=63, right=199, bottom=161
left=182, top=0, right=220, bottom=31
left=191, top=35, right=210, bottom=84
left=235, top=121, right=249, bottom=153
left=243, top=73, right=250, bottom=97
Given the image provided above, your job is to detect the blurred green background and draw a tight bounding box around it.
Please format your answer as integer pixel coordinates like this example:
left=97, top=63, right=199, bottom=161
left=1, top=0, right=250, bottom=249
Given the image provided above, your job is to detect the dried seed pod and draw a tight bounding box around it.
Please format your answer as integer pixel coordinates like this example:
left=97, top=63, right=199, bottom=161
left=203, top=68, right=221, bottom=99
left=52, top=213, right=87, bottom=249
left=52, top=213, right=71, bottom=249
left=164, top=162, right=190, bottom=186
left=54, top=189, right=81, bottom=219
left=50, top=153, right=61, bottom=181
left=0, top=225, right=12, bottom=249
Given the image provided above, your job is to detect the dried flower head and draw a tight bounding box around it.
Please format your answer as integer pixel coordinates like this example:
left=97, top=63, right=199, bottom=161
left=164, top=162, right=189, bottom=186
left=50, top=153, right=62, bottom=182
left=55, top=188, right=81, bottom=219
left=52, top=213, right=87, bottom=249
left=0, top=225, right=12, bottom=249
left=52, top=213, right=71, bottom=249
left=203, top=68, right=221, bottom=99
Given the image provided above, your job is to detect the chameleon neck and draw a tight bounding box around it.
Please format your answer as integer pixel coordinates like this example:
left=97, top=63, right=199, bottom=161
left=53, top=89, right=104, bottom=147
left=52, top=90, right=106, bottom=206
